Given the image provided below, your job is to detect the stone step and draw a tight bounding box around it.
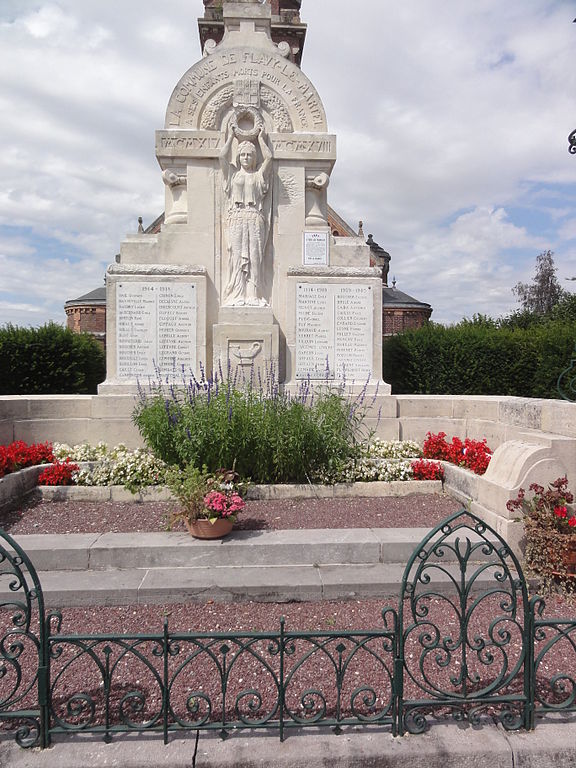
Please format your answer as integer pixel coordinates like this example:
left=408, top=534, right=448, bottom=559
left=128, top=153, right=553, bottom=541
left=8, top=527, right=497, bottom=572
left=3, top=561, right=505, bottom=608
left=2, top=528, right=510, bottom=607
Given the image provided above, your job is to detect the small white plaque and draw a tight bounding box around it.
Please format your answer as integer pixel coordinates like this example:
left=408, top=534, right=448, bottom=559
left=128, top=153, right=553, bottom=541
left=116, top=281, right=197, bottom=379
left=295, top=283, right=373, bottom=380
left=303, top=232, right=329, bottom=266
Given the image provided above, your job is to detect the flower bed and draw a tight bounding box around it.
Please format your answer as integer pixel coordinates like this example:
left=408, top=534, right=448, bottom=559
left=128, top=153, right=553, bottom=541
left=423, top=431, right=492, bottom=475
left=50, top=440, right=441, bottom=490
left=507, top=477, right=576, bottom=593
left=0, top=440, right=53, bottom=478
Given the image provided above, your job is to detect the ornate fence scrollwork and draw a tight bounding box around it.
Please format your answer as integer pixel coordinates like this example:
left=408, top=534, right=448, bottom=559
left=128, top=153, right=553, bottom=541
left=396, top=511, right=531, bottom=734
left=1, top=512, right=576, bottom=749
left=0, top=529, right=52, bottom=748
left=557, top=343, right=576, bottom=402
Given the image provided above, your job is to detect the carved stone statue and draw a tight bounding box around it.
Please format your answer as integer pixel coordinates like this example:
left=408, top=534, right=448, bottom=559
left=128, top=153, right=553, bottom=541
left=219, top=125, right=273, bottom=306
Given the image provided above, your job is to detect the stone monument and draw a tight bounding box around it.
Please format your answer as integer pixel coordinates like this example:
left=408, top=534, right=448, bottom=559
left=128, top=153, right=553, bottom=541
left=100, top=0, right=389, bottom=393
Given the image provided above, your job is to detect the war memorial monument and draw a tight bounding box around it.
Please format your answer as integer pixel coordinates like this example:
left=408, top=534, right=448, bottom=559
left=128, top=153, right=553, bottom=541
left=101, top=0, right=387, bottom=393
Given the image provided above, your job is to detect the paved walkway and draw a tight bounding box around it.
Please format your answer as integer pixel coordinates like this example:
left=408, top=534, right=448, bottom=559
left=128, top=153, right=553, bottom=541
left=3, top=719, right=576, bottom=768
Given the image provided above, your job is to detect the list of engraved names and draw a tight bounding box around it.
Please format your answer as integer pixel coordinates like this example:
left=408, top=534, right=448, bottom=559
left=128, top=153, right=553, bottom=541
left=116, top=282, right=197, bottom=378
left=295, top=283, right=372, bottom=380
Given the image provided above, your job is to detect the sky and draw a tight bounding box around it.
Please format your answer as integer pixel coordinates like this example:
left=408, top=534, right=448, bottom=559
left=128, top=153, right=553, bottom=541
left=0, top=0, right=575, bottom=327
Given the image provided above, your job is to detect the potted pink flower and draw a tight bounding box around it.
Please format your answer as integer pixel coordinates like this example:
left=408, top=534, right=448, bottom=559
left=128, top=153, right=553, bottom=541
left=166, top=465, right=247, bottom=539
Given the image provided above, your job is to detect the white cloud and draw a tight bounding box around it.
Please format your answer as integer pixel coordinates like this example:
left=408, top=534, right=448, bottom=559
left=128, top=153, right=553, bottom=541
left=0, top=0, right=575, bottom=329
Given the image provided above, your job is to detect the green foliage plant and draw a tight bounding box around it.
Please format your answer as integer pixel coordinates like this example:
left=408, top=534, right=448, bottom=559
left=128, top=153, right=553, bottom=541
left=133, top=366, right=374, bottom=484
left=512, top=250, right=566, bottom=316
left=507, top=477, right=576, bottom=594
left=164, top=465, right=246, bottom=528
left=57, top=443, right=168, bottom=494
left=0, top=322, right=105, bottom=394
left=382, top=317, right=576, bottom=398
left=164, top=464, right=211, bottom=528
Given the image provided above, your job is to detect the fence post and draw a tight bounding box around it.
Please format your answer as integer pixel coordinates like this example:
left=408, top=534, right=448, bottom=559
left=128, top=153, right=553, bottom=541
left=279, top=616, right=285, bottom=742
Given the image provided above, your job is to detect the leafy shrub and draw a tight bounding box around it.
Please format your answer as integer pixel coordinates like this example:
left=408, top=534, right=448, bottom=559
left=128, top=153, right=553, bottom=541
left=382, top=318, right=576, bottom=398
left=507, top=477, right=575, bottom=593
left=133, top=371, right=373, bottom=484
left=0, top=322, right=105, bottom=394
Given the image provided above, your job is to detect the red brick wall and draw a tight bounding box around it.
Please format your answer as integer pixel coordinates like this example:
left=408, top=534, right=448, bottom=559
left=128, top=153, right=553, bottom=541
left=383, top=308, right=430, bottom=336
left=65, top=306, right=106, bottom=349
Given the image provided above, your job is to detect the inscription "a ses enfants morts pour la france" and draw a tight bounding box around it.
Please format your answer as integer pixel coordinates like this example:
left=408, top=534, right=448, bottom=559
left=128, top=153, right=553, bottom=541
left=167, top=51, right=325, bottom=131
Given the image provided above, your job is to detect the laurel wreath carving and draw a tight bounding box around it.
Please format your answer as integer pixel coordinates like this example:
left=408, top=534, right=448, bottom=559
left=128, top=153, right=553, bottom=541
left=261, top=87, right=293, bottom=133
left=200, top=87, right=235, bottom=130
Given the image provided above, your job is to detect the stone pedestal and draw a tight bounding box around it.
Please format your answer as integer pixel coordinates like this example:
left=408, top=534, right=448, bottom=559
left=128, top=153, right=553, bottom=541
left=213, top=307, right=280, bottom=383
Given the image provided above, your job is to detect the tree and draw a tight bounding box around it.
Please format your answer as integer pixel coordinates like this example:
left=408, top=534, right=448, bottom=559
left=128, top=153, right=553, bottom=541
left=512, top=250, right=566, bottom=315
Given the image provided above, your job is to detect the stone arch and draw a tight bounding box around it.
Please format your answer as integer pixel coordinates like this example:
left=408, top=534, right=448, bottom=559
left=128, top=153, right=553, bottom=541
left=165, top=46, right=327, bottom=133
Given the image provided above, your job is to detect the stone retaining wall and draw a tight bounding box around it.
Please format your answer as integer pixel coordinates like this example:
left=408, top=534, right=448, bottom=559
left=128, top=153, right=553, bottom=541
left=1, top=393, right=575, bottom=551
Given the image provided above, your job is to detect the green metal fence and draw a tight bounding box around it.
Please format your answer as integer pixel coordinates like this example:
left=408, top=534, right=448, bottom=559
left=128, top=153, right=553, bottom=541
left=557, top=343, right=576, bottom=401
left=1, top=511, right=575, bottom=749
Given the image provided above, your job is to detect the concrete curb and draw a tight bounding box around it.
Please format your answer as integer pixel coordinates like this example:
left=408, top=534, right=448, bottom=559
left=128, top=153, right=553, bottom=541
left=35, top=479, right=443, bottom=503
left=3, top=719, right=576, bottom=768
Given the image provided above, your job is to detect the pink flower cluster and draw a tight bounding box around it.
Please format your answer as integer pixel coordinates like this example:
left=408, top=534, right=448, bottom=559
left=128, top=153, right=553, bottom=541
left=203, top=489, right=246, bottom=519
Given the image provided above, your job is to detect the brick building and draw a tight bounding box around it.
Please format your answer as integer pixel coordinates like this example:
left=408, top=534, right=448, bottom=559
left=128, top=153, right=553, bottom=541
left=326, top=221, right=433, bottom=337
left=64, top=285, right=106, bottom=349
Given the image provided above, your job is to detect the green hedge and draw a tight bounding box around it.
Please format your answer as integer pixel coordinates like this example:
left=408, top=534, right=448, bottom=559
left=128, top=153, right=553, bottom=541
left=0, top=323, right=105, bottom=395
left=382, top=320, right=576, bottom=397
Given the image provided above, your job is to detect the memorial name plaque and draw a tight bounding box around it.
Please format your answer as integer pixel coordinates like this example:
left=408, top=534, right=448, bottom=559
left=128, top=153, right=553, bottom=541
left=303, top=232, right=328, bottom=266
left=296, top=283, right=372, bottom=380
left=116, top=282, right=197, bottom=378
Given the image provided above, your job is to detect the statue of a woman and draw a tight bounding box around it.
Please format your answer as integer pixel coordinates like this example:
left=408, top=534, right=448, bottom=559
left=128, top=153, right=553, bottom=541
left=219, top=126, right=272, bottom=306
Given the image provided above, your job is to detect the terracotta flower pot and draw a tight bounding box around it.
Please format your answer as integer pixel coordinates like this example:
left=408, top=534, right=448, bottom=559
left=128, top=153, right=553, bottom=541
left=545, top=535, right=576, bottom=577
left=184, top=518, right=234, bottom=540
left=561, top=537, right=576, bottom=575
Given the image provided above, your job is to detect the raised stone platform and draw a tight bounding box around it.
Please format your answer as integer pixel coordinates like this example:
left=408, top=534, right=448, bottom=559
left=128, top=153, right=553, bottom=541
left=1, top=392, right=575, bottom=554
left=4, top=526, right=505, bottom=607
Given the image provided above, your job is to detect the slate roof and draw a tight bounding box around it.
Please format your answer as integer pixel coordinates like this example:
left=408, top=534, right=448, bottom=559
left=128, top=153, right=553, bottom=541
left=382, top=285, right=431, bottom=311
left=65, top=286, right=106, bottom=307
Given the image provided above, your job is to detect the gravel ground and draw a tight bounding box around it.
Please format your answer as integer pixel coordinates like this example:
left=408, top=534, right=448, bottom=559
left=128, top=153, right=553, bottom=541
left=1, top=492, right=462, bottom=534
left=2, top=492, right=575, bottom=736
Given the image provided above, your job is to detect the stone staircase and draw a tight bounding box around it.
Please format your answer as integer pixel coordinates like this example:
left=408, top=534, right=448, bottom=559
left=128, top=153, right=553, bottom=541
left=4, top=527, right=504, bottom=607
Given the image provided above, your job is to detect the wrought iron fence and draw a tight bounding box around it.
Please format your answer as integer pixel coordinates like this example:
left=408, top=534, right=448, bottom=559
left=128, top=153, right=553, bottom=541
left=1, top=511, right=575, bottom=749
left=557, top=343, right=576, bottom=402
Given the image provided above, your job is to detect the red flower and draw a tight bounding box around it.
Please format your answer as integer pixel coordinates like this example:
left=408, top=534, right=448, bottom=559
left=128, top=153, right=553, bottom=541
left=554, top=506, right=568, bottom=519
left=411, top=459, right=444, bottom=481
left=0, top=440, right=54, bottom=477
left=422, top=432, right=491, bottom=476
left=568, top=517, right=576, bottom=528
left=37, top=459, right=79, bottom=486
